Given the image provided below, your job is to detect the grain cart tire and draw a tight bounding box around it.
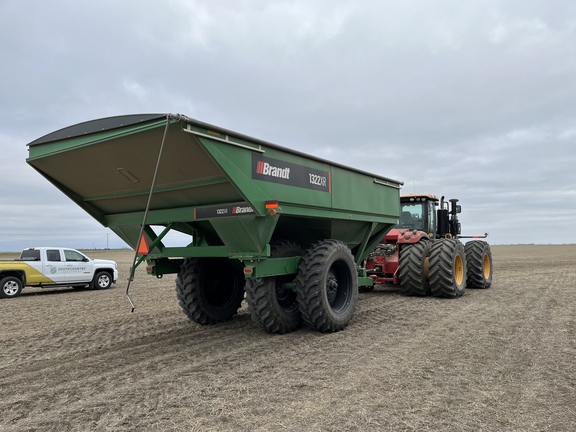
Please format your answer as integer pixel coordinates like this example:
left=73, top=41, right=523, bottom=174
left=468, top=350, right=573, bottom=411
left=176, top=258, right=245, bottom=325
left=464, top=241, right=493, bottom=289
left=429, top=239, right=466, bottom=298
left=296, top=240, right=358, bottom=332
left=246, top=241, right=303, bottom=334
left=0, top=276, right=23, bottom=299
left=92, top=271, right=113, bottom=290
left=398, top=237, right=432, bottom=296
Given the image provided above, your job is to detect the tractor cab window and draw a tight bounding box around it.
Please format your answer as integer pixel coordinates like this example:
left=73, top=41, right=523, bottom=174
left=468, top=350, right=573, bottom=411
left=428, top=202, right=436, bottom=236
left=396, top=203, right=425, bottom=231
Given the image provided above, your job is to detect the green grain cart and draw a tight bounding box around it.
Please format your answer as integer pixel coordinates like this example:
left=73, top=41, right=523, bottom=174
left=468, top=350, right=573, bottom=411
left=26, top=114, right=401, bottom=333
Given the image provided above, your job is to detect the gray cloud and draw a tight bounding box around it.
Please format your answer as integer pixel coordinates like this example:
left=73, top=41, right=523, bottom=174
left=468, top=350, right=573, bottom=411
left=1, top=0, right=575, bottom=250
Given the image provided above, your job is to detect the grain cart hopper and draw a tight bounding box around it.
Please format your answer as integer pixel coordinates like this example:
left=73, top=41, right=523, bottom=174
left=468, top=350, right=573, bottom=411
left=26, top=114, right=402, bottom=334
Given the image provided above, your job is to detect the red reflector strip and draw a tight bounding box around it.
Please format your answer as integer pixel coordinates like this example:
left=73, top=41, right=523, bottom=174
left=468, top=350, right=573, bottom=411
left=265, top=200, right=279, bottom=209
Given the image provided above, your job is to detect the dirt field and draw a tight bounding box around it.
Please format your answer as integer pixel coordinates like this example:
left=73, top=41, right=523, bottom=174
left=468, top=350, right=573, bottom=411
left=1, top=245, right=575, bottom=431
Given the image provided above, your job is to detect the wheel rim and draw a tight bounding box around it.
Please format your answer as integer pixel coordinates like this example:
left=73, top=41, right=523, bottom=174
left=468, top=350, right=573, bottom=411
left=205, top=263, right=242, bottom=308
left=325, top=261, right=352, bottom=312
left=4, top=281, right=19, bottom=296
left=454, top=254, right=464, bottom=285
left=326, top=271, right=339, bottom=305
left=422, top=255, right=430, bottom=281
left=483, top=253, right=491, bottom=279
left=98, top=275, right=110, bottom=288
left=275, top=279, right=298, bottom=313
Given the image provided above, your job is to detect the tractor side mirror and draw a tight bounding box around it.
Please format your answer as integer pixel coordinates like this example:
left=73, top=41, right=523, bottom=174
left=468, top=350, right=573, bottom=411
left=456, top=205, right=461, bottom=214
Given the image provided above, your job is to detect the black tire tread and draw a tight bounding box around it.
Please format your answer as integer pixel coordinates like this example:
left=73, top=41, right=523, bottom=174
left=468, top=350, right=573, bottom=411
left=296, top=239, right=358, bottom=332
left=93, top=271, right=112, bottom=290
left=398, top=237, right=431, bottom=296
left=465, top=241, right=493, bottom=289
left=0, top=276, right=23, bottom=299
left=245, top=240, right=302, bottom=334
left=429, top=239, right=466, bottom=298
left=176, top=258, right=244, bottom=325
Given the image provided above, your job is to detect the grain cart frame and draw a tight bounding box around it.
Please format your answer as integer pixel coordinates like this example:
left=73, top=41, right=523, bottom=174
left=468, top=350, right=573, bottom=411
left=27, top=114, right=402, bottom=333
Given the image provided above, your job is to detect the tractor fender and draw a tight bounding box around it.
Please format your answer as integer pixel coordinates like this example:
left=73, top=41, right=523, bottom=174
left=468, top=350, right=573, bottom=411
left=396, top=230, right=430, bottom=245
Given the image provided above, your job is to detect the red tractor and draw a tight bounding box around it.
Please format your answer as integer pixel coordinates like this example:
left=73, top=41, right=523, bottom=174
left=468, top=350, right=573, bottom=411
left=364, top=194, right=492, bottom=297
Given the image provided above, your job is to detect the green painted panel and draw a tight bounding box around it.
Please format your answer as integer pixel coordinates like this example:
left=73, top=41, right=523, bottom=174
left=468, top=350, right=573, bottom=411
left=27, top=114, right=402, bottom=265
left=209, top=214, right=279, bottom=253
left=331, top=165, right=400, bottom=218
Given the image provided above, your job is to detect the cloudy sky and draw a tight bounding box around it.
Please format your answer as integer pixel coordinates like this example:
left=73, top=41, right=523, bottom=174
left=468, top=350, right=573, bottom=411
left=1, top=0, right=575, bottom=251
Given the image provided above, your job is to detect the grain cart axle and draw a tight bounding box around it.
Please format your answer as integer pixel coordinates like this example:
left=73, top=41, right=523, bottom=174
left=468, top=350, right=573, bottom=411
left=27, top=113, right=401, bottom=334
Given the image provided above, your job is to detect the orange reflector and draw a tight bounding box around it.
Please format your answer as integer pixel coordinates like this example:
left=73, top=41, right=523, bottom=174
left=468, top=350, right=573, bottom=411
left=137, top=235, right=149, bottom=255
left=265, top=200, right=279, bottom=209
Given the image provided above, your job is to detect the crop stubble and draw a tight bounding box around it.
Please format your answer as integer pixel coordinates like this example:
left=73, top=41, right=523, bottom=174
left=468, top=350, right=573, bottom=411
left=1, top=245, right=575, bottom=431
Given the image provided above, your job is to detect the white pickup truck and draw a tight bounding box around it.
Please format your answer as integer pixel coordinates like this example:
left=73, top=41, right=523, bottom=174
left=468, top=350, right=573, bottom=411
left=0, top=247, right=119, bottom=299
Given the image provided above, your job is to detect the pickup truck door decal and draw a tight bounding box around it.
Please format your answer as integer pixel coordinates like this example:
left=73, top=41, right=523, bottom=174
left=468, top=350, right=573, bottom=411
left=43, top=249, right=68, bottom=284
left=63, top=249, right=92, bottom=282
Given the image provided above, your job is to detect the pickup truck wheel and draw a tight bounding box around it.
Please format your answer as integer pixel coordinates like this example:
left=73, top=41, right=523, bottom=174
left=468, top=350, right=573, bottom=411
left=246, top=241, right=303, bottom=334
left=93, top=271, right=112, bottom=290
left=296, top=240, right=358, bottom=332
left=176, top=258, right=245, bottom=325
left=0, top=276, right=23, bottom=299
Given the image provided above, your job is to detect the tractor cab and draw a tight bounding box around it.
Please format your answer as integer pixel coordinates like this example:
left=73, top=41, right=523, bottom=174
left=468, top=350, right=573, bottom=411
left=394, top=194, right=462, bottom=239
left=396, top=194, right=438, bottom=235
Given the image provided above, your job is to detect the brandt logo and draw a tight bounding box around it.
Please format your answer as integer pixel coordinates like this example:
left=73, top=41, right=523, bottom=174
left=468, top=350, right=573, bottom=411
left=232, top=206, right=254, bottom=214
left=252, top=154, right=331, bottom=193
left=256, top=161, right=291, bottom=179
left=195, top=204, right=255, bottom=219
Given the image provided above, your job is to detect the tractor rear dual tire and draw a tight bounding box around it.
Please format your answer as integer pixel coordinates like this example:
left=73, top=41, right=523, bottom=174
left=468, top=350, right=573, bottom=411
left=465, top=240, right=493, bottom=289
left=296, top=240, right=358, bottom=333
left=176, top=258, right=245, bottom=325
left=245, top=241, right=303, bottom=334
left=398, top=237, right=432, bottom=296
left=429, top=239, right=467, bottom=298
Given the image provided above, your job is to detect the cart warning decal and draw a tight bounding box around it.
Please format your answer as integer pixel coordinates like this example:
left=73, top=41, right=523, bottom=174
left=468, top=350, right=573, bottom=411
left=195, top=204, right=255, bottom=219
left=252, top=154, right=330, bottom=192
